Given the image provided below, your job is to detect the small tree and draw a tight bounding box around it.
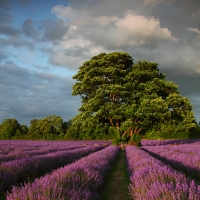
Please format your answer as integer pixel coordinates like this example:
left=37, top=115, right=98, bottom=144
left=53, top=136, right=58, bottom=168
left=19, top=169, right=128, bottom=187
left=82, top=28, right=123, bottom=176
left=0, top=118, right=21, bottom=139
left=28, top=116, right=65, bottom=139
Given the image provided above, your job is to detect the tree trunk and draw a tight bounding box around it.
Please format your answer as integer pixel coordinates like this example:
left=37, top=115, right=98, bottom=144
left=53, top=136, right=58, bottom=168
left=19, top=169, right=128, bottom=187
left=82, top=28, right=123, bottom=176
left=110, top=118, right=114, bottom=126
left=116, top=119, right=120, bottom=130
left=130, top=129, right=133, bottom=138
left=133, top=127, right=142, bottom=134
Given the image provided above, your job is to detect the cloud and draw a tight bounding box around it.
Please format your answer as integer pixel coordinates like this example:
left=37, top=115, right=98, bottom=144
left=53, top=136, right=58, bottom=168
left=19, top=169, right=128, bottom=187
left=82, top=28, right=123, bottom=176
left=47, top=37, right=104, bottom=69
left=0, top=0, right=13, bottom=10
left=0, top=0, right=31, bottom=10
left=0, top=50, right=7, bottom=61
left=51, top=5, right=79, bottom=22
left=52, top=6, right=177, bottom=50
left=52, top=6, right=178, bottom=49
left=22, top=18, right=70, bottom=42
left=0, top=24, right=20, bottom=36
left=40, top=19, right=70, bottom=42
left=186, top=27, right=200, bottom=35
left=144, top=0, right=175, bottom=6
left=22, top=18, right=37, bottom=38
left=189, top=10, right=200, bottom=24
left=185, top=27, right=200, bottom=48
left=0, top=61, right=79, bottom=125
left=0, top=12, right=13, bottom=24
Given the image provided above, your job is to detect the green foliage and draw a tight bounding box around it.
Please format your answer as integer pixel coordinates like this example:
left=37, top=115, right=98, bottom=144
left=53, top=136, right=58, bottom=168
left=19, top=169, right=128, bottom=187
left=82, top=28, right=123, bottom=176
left=189, top=126, right=200, bottom=139
left=0, top=116, right=71, bottom=140
left=0, top=118, right=22, bottom=139
left=28, top=115, right=67, bottom=140
left=71, top=51, right=197, bottom=141
left=130, top=134, right=143, bottom=144
left=145, top=130, right=190, bottom=140
left=145, top=125, right=200, bottom=140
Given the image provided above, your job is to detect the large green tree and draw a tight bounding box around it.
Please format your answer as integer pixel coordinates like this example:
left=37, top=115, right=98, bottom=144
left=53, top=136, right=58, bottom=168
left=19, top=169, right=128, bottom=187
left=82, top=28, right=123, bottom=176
left=70, top=52, right=196, bottom=141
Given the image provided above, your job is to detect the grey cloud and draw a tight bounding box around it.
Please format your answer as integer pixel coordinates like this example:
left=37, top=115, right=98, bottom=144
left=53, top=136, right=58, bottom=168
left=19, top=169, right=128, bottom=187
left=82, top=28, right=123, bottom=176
left=67, top=0, right=200, bottom=40
left=0, top=60, right=79, bottom=125
left=0, top=17, right=36, bottom=50
left=34, top=65, right=50, bottom=72
left=0, top=0, right=31, bottom=10
left=0, top=50, right=7, bottom=61
left=0, top=25, right=20, bottom=37
left=0, top=12, right=13, bottom=24
left=142, top=0, right=200, bottom=39
left=189, top=10, right=200, bottom=24
left=0, top=60, right=31, bottom=91
left=40, top=46, right=55, bottom=57
left=22, top=18, right=37, bottom=38
left=1, top=60, right=30, bottom=76
left=48, top=47, right=92, bottom=69
left=160, top=58, right=200, bottom=97
left=68, top=0, right=140, bottom=16
left=0, top=0, right=13, bottom=10
left=40, top=19, right=69, bottom=42
left=0, top=35, right=35, bottom=50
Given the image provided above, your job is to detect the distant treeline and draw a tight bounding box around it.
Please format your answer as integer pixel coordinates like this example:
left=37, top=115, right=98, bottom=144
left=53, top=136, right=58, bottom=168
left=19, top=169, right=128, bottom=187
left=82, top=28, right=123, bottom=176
left=0, top=115, right=72, bottom=140
left=0, top=115, right=200, bottom=140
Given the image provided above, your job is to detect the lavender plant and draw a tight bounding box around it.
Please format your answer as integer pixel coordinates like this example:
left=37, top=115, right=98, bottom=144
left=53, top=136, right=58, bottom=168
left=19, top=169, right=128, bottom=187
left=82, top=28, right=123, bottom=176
left=141, top=139, right=200, bottom=146
left=0, top=145, right=105, bottom=198
left=126, top=146, right=200, bottom=200
left=0, top=140, right=111, bottom=164
left=6, top=145, right=120, bottom=200
left=142, top=144, right=200, bottom=180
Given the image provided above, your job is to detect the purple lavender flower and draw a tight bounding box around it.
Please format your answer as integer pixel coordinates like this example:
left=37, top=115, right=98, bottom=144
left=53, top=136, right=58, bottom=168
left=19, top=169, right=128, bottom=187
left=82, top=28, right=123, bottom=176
left=6, top=145, right=119, bottom=200
left=0, top=143, right=107, bottom=197
left=126, top=145, right=200, bottom=199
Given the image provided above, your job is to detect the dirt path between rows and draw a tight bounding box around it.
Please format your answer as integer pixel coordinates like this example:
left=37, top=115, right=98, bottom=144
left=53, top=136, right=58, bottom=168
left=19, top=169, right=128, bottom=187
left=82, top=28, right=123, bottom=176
left=100, top=148, right=132, bottom=200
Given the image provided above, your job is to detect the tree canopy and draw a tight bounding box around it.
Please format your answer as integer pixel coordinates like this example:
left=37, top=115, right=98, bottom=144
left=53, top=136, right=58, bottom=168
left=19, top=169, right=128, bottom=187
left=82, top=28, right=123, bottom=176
left=0, top=115, right=70, bottom=140
left=0, top=118, right=28, bottom=139
left=69, top=52, right=196, bottom=142
left=29, top=115, right=68, bottom=139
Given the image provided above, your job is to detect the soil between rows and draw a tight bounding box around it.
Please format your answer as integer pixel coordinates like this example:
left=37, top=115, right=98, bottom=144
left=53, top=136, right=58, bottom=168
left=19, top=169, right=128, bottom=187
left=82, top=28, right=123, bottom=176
left=100, top=148, right=131, bottom=200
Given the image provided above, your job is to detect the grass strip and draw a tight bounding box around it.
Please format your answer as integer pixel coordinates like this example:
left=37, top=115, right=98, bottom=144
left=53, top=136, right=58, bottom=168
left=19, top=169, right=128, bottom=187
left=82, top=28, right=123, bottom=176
left=100, top=148, right=131, bottom=200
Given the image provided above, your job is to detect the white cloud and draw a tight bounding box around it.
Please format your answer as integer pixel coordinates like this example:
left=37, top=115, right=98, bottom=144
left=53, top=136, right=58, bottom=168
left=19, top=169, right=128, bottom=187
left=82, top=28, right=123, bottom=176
left=49, top=6, right=178, bottom=69
left=51, top=6, right=177, bottom=52
left=107, top=12, right=177, bottom=47
left=41, top=6, right=180, bottom=72
left=186, top=27, right=200, bottom=35
left=51, top=5, right=80, bottom=22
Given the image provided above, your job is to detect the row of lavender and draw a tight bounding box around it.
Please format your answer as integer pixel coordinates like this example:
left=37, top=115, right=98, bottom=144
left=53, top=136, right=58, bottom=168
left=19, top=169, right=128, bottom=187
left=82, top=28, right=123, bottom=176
left=141, top=143, right=200, bottom=180
left=0, top=140, right=111, bottom=163
left=126, top=146, right=200, bottom=199
left=141, top=139, right=200, bottom=146
left=6, top=145, right=120, bottom=200
left=0, top=140, right=111, bottom=198
left=1, top=145, right=106, bottom=198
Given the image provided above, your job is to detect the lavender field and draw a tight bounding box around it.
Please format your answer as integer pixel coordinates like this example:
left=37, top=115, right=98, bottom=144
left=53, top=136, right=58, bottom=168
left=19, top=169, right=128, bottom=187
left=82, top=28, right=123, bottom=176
left=1, top=139, right=200, bottom=199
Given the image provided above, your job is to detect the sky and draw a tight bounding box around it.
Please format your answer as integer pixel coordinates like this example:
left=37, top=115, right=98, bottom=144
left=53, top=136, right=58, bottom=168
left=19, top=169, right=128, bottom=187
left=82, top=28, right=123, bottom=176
left=0, top=0, right=200, bottom=126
